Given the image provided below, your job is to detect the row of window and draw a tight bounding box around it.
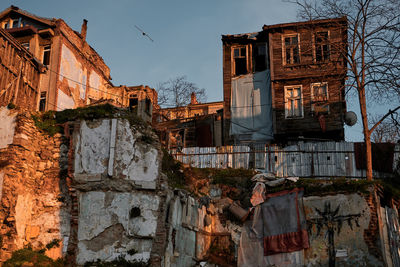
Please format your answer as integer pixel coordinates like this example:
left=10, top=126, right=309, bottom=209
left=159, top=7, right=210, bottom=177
left=2, top=18, right=26, bottom=29
left=231, top=31, right=330, bottom=76
left=283, top=31, right=330, bottom=65
left=285, top=82, right=328, bottom=119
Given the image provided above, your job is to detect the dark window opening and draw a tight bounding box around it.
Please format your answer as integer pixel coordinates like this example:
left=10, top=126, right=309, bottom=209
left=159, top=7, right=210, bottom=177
left=145, top=98, right=151, bottom=114
left=39, top=92, right=46, bottom=111
left=4, top=22, right=9, bottom=29
left=129, top=97, right=138, bottom=110
left=233, top=47, right=248, bottom=76
left=315, top=32, right=330, bottom=62
left=284, top=35, right=300, bottom=65
left=43, top=45, right=51, bottom=65
left=254, top=44, right=267, bottom=71
left=12, top=19, right=19, bottom=28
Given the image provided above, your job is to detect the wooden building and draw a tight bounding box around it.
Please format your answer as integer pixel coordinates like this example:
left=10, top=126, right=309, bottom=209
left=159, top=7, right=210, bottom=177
left=154, top=93, right=224, bottom=148
left=0, top=6, right=158, bottom=122
left=0, top=27, right=44, bottom=110
left=0, top=6, right=113, bottom=111
left=222, top=17, right=347, bottom=143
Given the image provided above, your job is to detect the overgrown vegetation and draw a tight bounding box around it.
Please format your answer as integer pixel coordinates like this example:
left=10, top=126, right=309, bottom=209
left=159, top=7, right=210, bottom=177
left=162, top=148, right=185, bottom=188
left=32, top=104, right=148, bottom=136
left=3, top=247, right=65, bottom=267
left=83, top=257, right=149, bottom=267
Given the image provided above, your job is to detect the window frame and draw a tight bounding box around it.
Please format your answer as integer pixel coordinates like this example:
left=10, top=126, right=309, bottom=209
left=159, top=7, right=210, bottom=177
left=311, top=82, right=329, bottom=113
left=42, top=45, right=51, bottom=65
left=253, top=43, right=268, bottom=72
left=231, top=45, right=249, bottom=76
left=282, top=33, right=301, bottom=66
left=313, top=31, right=330, bottom=63
left=284, top=85, right=304, bottom=119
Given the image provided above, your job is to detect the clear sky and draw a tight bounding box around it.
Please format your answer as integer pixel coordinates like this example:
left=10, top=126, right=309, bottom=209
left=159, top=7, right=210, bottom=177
left=1, top=0, right=384, bottom=142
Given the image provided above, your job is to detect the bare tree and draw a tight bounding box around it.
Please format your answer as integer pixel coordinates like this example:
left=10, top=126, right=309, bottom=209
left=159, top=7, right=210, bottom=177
left=290, top=0, right=400, bottom=180
left=370, top=113, right=400, bottom=143
left=157, top=76, right=206, bottom=108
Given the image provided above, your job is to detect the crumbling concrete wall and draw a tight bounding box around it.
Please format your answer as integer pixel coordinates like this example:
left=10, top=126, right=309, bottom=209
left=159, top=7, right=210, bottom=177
left=0, top=107, right=71, bottom=262
left=304, top=193, right=382, bottom=266
left=71, top=118, right=163, bottom=265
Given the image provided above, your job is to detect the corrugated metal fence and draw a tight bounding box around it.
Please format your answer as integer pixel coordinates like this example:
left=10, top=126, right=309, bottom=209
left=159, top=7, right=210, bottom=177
left=170, top=142, right=400, bottom=178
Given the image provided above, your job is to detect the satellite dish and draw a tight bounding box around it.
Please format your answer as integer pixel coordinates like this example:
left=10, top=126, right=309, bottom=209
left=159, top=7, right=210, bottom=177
left=344, top=111, right=357, bottom=126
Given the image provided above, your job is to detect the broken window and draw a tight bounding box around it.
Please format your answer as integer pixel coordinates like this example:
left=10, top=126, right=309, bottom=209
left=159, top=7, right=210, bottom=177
left=254, top=43, right=268, bottom=71
left=42, top=45, right=51, bottom=65
left=12, top=19, right=20, bottom=28
left=285, top=85, right=303, bottom=118
left=233, top=46, right=248, bottom=76
left=129, top=95, right=138, bottom=110
left=39, top=92, right=47, bottom=111
left=311, top=82, right=329, bottom=113
left=283, top=34, right=300, bottom=65
left=315, top=32, right=330, bottom=62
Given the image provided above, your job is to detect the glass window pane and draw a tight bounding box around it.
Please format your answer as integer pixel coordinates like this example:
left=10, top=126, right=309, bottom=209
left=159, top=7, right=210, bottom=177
left=234, top=48, right=239, bottom=58
left=285, top=37, right=291, bottom=45
left=292, top=36, right=298, bottom=44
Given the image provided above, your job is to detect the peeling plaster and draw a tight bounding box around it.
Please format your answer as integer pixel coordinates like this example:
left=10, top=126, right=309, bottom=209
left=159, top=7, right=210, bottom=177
left=74, top=120, right=111, bottom=179
left=77, top=191, right=159, bottom=264
left=114, top=120, right=159, bottom=189
left=57, top=89, right=75, bottom=111
left=0, top=107, right=17, bottom=149
left=59, top=44, right=86, bottom=100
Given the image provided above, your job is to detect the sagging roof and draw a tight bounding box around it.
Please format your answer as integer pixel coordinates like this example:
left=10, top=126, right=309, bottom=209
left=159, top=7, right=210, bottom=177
left=0, top=5, right=55, bottom=27
left=222, top=16, right=347, bottom=42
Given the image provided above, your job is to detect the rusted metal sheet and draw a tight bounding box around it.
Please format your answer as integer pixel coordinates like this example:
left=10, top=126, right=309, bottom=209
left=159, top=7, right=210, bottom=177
left=170, top=142, right=400, bottom=178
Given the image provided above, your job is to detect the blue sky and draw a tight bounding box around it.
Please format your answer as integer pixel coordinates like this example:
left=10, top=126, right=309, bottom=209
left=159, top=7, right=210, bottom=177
left=1, top=0, right=382, bottom=141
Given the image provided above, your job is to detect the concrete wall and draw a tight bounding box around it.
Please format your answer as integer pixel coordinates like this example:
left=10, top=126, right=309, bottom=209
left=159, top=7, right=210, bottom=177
left=304, top=193, right=382, bottom=266
left=72, top=118, right=163, bottom=264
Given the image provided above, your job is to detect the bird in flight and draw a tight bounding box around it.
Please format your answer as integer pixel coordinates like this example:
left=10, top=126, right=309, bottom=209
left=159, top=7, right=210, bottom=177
left=134, top=25, right=154, bottom=42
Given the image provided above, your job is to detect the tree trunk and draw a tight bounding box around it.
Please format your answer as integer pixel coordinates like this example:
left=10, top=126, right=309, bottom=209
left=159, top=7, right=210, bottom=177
left=358, top=89, right=373, bottom=180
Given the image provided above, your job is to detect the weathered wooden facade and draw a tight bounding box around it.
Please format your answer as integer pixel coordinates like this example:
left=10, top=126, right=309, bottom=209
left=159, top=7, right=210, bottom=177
left=222, top=17, right=348, bottom=143
left=0, top=27, right=44, bottom=110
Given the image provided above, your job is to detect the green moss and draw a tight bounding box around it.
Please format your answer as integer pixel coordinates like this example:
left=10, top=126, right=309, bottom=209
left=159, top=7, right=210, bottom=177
left=3, top=247, right=63, bottom=267
left=32, top=111, right=61, bottom=136
left=266, top=178, right=375, bottom=196
left=161, top=148, right=185, bottom=188
left=83, top=257, right=149, bottom=267
left=45, top=239, right=61, bottom=250
left=211, top=168, right=255, bottom=188
left=32, top=104, right=148, bottom=136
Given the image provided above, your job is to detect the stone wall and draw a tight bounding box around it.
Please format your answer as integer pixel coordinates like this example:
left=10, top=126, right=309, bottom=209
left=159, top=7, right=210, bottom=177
left=0, top=107, right=71, bottom=262
left=0, top=107, right=390, bottom=266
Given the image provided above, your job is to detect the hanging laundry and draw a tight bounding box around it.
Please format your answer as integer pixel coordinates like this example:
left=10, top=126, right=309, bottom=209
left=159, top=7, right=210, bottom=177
left=261, top=188, right=309, bottom=255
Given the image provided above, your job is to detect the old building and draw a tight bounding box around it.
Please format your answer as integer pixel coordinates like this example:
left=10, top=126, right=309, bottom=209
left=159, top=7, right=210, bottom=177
left=0, top=5, right=113, bottom=111
left=0, top=27, right=44, bottom=110
left=154, top=93, right=224, bottom=148
left=0, top=5, right=159, bottom=124
left=222, top=17, right=347, bottom=144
